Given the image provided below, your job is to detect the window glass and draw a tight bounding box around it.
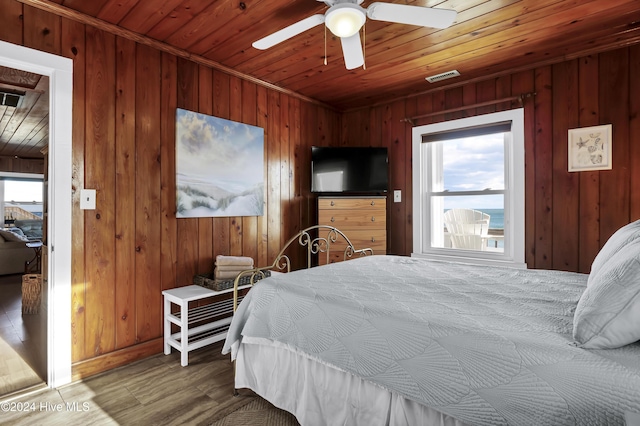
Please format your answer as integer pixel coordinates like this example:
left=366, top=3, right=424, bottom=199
left=431, top=195, right=504, bottom=251
left=441, top=134, right=504, bottom=192
left=4, top=180, right=43, bottom=203
left=3, top=179, right=43, bottom=221
left=430, top=134, right=505, bottom=253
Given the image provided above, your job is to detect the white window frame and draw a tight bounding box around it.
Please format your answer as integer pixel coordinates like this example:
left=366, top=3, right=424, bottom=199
left=412, top=109, right=526, bottom=268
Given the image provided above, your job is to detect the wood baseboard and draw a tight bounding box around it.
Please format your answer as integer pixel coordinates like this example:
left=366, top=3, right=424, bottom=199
left=71, top=338, right=163, bottom=382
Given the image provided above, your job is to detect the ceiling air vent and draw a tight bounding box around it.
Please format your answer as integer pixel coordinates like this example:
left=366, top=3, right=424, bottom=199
left=425, top=70, right=460, bottom=83
left=0, top=91, right=24, bottom=108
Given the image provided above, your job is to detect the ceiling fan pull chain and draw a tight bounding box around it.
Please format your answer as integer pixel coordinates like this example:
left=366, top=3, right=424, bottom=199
left=363, top=24, right=366, bottom=70
left=324, top=25, right=328, bottom=65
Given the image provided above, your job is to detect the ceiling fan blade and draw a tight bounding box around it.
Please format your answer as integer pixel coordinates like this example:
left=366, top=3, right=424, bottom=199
left=340, top=32, right=364, bottom=70
left=252, top=14, right=325, bottom=50
left=366, top=2, right=456, bottom=29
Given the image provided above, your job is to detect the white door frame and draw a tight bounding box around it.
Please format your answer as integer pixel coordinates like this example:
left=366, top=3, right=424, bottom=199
left=0, top=40, right=73, bottom=388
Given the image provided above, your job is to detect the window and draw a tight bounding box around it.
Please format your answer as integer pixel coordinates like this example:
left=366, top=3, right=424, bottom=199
left=0, top=173, right=44, bottom=226
left=412, top=109, right=525, bottom=267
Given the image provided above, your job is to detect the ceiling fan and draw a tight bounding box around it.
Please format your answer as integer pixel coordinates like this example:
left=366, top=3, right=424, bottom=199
left=252, top=0, right=457, bottom=70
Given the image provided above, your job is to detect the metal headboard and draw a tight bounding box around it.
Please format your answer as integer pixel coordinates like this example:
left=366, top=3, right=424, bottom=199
left=232, top=225, right=373, bottom=311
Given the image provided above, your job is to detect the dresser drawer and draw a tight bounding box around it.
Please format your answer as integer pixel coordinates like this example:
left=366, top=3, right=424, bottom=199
left=321, top=232, right=386, bottom=252
left=327, top=240, right=386, bottom=256
left=318, top=210, right=386, bottom=228
left=318, top=249, right=385, bottom=265
left=338, top=229, right=386, bottom=249
left=318, top=197, right=385, bottom=211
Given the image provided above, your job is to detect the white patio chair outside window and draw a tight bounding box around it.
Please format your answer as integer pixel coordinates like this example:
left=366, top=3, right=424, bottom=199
left=444, top=208, right=490, bottom=250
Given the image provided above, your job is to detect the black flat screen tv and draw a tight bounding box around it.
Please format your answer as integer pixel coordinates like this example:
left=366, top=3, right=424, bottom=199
left=311, top=146, right=388, bottom=194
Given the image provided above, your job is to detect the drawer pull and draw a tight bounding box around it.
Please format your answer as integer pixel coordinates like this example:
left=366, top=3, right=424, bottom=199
left=371, top=216, right=375, bottom=222
left=371, top=237, right=376, bottom=243
left=331, top=217, right=335, bottom=222
left=371, top=201, right=375, bottom=206
left=331, top=201, right=335, bottom=206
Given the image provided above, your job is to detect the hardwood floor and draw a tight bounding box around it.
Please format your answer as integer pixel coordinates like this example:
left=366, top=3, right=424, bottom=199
left=0, top=342, right=259, bottom=425
left=0, top=274, right=45, bottom=397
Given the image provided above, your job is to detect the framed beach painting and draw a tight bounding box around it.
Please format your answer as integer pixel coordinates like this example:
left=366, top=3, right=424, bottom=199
left=568, top=124, right=612, bottom=172
left=175, top=108, right=265, bottom=218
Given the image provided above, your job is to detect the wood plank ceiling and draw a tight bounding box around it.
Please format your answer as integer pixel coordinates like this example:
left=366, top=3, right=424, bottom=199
left=48, top=0, right=640, bottom=110
left=0, top=65, right=49, bottom=159
left=5, top=0, right=640, bottom=158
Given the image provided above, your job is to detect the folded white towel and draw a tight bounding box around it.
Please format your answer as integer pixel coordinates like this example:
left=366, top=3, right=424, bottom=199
left=215, top=265, right=253, bottom=272
left=215, top=255, right=254, bottom=267
left=214, top=270, right=244, bottom=280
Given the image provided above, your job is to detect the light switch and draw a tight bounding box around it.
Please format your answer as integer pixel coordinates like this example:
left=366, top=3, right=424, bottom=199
left=80, top=189, right=96, bottom=210
left=394, top=190, right=401, bottom=203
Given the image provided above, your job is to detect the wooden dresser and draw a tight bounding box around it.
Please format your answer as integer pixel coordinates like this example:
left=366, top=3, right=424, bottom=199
left=317, top=196, right=387, bottom=264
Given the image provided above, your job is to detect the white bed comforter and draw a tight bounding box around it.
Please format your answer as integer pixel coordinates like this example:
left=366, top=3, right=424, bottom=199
left=222, top=255, right=640, bottom=425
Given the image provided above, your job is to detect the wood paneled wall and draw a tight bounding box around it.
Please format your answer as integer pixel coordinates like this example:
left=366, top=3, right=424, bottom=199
left=0, top=155, right=44, bottom=173
left=0, top=0, right=338, bottom=373
left=342, top=45, right=640, bottom=273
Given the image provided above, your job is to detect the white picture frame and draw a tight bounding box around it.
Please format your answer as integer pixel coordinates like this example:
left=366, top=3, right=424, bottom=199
left=568, top=124, right=612, bottom=172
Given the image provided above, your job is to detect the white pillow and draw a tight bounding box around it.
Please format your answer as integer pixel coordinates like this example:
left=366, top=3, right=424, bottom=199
left=589, top=219, right=640, bottom=284
left=573, top=238, right=640, bottom=348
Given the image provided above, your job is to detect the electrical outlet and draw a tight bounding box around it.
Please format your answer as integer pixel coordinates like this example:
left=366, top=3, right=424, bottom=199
left=393, top=190, right=401, bottom=203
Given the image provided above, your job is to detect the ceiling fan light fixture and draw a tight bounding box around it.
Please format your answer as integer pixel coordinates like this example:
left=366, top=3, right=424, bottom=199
left=325, top=4, right=366, bottom=38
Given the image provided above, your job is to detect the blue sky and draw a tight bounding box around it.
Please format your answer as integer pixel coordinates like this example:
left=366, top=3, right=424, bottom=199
left=440, top=133, right=505, bottom=210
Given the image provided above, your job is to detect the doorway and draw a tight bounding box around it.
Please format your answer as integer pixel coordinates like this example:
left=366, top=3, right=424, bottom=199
left=0, top=40, right=73, bottom=390
left=0, top=173, right=47, bottom=396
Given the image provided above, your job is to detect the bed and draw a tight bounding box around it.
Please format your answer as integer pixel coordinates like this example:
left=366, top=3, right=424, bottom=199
left=222, top=223, right=640, bottom=425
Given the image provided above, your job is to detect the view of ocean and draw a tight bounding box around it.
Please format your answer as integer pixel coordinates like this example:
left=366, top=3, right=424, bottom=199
left=476, top=208, right=504, bottom=230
